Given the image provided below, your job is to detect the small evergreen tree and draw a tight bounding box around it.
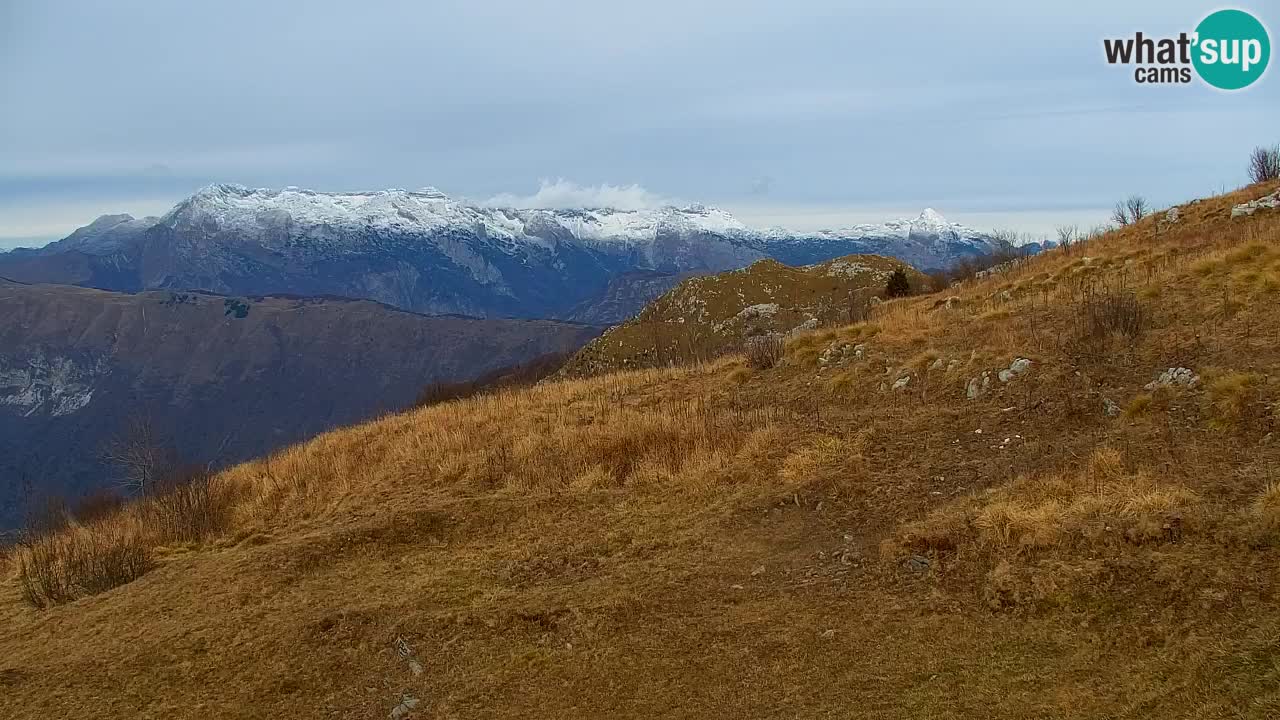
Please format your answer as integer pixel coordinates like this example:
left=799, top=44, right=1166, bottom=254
left=886, top=269, right=912, bottom=298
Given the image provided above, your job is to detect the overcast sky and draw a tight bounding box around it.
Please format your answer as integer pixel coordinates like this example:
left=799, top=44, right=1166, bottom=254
left=1, top=1, right=1275, bottom=248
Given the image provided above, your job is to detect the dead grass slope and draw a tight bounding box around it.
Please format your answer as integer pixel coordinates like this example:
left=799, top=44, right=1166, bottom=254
left=3, top=182, right=1280, bottom=718
left=562, top=254, right=926, bottom=376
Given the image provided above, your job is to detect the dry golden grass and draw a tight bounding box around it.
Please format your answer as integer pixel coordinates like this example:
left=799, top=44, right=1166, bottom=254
left=3, top=181, right=1280, bottom=718
left=562, top=254, right=925, bottom=376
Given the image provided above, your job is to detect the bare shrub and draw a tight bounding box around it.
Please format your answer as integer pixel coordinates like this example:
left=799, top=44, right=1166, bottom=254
left=939, top=244, right=1030, bottom=286
left=1112, top=195, right=1149, bottom=226
left=1079, top=289, right=1148, bottom=341
left=1066, top=288, right=1148, bottom=363
left=145, top=467, right=231, bottom=545
left=926, top=270, right=951, bottom=293
left=16, top=528, right=152, bottom=609
left=1128, top=195, right=1149, bottom=222
left=1248, top=145, right=1280, bottom=184
left=1056, top=224, right=1078, bottom=252
left=990, top=229, right=1019, bottom=247
left=102, top=414, right=178, bottom=495
left=846, top=289, right=874, bottom=323
left=71, top=488, right=125, bottom=525
left=744, top=335, right=785, bottom=370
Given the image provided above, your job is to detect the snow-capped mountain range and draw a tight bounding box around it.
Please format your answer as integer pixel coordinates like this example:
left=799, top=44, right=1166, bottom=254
left=0, top=184, right=1007, bottom=320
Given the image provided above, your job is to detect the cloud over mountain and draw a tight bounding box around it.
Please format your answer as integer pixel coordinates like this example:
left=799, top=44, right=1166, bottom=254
left=482, top=180, right=674, bottom=210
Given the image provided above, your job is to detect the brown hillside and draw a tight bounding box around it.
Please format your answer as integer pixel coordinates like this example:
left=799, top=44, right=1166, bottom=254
left=3, top=182, right=1280, bottom=718
left=0, top=283, right=598, bottom=527
left=563, top=254, right=926, bottom=376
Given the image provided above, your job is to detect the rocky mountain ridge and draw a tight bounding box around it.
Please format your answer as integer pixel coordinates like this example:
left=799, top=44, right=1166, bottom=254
left=0, top=184, right=1006, bottom=320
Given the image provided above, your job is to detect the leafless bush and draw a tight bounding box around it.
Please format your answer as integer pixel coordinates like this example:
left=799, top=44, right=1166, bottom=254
left=1086, top=290, right=1147, bottom=340
left=846, top=289, right=874, bottom=323
left=145, top=467, right=231, bottom=544
left=1128, top=196, right=1149, bottom=222
left=941, top=244, right=1031, bottom=286
left=1112, top=195, right=1149, bottom=226
left=1056, top=224, right=1078, bottom=251
left=1074, top=289, right=1148, bottom=350
left=71, top=489, right=125, bottom=525
left=1249, top=145, right=1280, bottom=184
left=990, top=229, right=1019, bottom=246
left=744, top=335, right=785, bottom=370
left=16, top=528, right=152, bottom=609
left=102, top=414, right=178, bottom=495
left=926, top=270, right=951, bottom=293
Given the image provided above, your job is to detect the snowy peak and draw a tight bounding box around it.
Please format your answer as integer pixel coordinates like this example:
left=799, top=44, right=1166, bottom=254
left=160, top=184, right=988, bottom=252
left=161, top=184, right=754, bottom=247
left=1, top=181, right=1005, bottom=321
left=914, top=208, right=949, bottom=228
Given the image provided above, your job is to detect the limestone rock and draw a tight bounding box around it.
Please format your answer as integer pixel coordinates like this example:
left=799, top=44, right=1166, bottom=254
left=1144, top=367, right=1199, bottom=391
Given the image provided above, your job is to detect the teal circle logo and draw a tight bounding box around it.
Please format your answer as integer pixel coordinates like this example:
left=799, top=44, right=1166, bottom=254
left=1193, top=9, right=1270, bottom=90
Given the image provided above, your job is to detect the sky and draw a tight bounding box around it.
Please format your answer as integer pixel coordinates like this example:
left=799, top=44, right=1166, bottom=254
left=1, top=0, right=1276, bottom=249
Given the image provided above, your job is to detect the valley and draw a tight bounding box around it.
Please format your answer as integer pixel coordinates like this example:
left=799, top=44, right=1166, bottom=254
left=0, top=279, right=597, bottom=527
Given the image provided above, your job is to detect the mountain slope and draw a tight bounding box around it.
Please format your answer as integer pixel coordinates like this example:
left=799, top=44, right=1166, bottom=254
left=0, top=185, right=1002, bottom=320
left=0, top=280, right=597, bottom=527
left=562, top=254, right=926, bottom=376
left=565, top=269, right=701, bottom=325
left=5, top=183, right=1279, bottom=718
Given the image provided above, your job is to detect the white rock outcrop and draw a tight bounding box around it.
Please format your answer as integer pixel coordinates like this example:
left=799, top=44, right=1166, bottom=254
left=1144, top=367, right=1199, bottom=391
left=1232, top=191, right=1280, bottom=218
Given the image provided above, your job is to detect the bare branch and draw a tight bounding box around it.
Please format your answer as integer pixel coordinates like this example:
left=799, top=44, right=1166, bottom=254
left=1249, top=145, right=1280, bottom=184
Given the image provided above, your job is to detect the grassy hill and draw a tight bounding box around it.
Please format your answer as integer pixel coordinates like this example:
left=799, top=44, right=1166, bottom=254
left=562, top=254, right=927, bottom=377
left=3, top=181, right=1280, bottom=718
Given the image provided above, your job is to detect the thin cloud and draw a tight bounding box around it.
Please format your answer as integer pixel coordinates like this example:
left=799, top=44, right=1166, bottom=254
left=482, top=179, right=674, bottom=210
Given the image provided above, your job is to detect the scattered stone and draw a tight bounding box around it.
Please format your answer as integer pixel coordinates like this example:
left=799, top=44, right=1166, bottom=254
left=928, top=358, right=945, bottom=372
left=751, top=564, right=766, bottom=577
left=1102, top=397, right=1121, bottom=417
left=788, top=317, right=820, bottom=335
left=820, top=629, right=837, bottom=639
left=998, top=358, right=1033, bottom=383
left=390, top=693, right=420, bottom=720
left=892, top=376, right=911, bottom=390
left=906, top=555, right=930, bottom=572
left=817, top=344, right=841, bottom=366
left=946, top=359, right=961, bottom=373
left=394, top=637, right=424, bottom=677
left=966, top=372, right=992, bottom=400
left=1232, top=190, right=1280, bottom=218
left=976, top=260, right=1021, bottom=279
left=1144, top=367, right=1199, bottom=391
left=1163, top=207, right=1181, bottom=224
